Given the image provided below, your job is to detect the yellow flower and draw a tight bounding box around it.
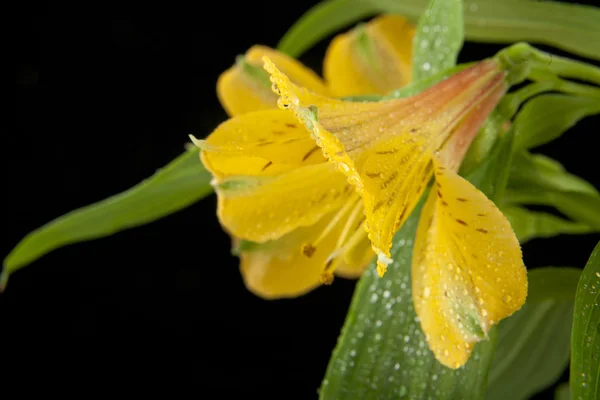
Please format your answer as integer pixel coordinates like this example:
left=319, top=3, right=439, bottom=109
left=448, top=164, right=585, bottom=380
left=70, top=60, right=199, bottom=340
left=217, top=14, right=415, bottom=117
left=194, top=15, right=415, bottom=299
left=195, top=13, right=527, bottom=369
left=263, top=55, right=527, bottom=368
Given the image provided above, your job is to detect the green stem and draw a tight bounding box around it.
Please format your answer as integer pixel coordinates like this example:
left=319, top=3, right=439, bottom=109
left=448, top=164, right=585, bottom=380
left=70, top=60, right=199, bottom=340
left=496, top=42, right=600, bottom=87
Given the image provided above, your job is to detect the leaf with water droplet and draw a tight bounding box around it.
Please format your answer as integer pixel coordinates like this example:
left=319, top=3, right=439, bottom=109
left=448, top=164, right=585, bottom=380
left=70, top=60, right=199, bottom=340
left=570, top=240, right=600, bottom=400
left=319, top=198, right=497, bottom=400
left=412, top=0, right=463, bottom=82
left=278, top=0, right=600, bottom=62
left=319, top=130, right=519, bottom=399
left=486, top=267, right=581, bottom=400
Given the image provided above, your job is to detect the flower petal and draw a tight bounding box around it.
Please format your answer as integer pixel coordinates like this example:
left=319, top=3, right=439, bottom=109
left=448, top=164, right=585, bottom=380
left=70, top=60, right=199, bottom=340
left=412, top=158, right=527, bottom=369
left=211, top=161, right=354, bottom=243
left=239, top=198, right=359, bottom=298
left=265, top=58, right=507, bottom=276
left=324, top=15, right=415, bottom=97
left=196, top=109, right=325, bottom=180
left=217, top=45, right=330, bottom=116
left=336, top=227, right=374, bottom=278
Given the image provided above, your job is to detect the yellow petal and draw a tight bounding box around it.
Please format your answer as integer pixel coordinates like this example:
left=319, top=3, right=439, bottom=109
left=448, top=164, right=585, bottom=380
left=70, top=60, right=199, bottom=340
left=412, top=158, right=527, bottom=369
left=217, top=45, right=330, bottom=116
left=324, top=15, right=415, bottom=97
left=212, top=161, right=354, bottom=243
left=335, top=226, right=374, bottom=278
left=239, top=196, right=360, bottom=298
left=264, top=57, right=507, bottom=276
left=196, top=109, right=325, bottom=180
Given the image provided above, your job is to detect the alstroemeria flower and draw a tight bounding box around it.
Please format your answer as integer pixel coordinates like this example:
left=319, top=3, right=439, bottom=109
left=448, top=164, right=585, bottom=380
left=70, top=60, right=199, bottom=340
left=193, top=15, right=415, bottom=299
left=217, top=14, right=415, bottom=117
left=264, top=56, right=527, bottom=368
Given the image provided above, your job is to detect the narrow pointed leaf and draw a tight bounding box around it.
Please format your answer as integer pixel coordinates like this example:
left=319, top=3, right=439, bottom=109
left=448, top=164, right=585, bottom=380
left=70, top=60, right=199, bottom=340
left=503, top=206, right=594, bottom=244
left=277, top=0, right=378, bottom=57
left=509, top=153, right=599, bottom=197
left=1, top=148, right=213, bottom=289
left=486, top=267, right=581, bottom=400
left=570, top=240, right=600, bottom=400
left=279, top=0, right=600, bottom=61
left=504, top=189, right=600, bottom=231
left=512, top=94, right=600, bottom=151
left=412, top=0, right=463, bottom=81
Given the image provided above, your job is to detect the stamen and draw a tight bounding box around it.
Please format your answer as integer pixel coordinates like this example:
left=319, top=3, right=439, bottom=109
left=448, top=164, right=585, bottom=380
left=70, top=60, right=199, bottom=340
left=313, top=194, right=358, bottom=245
left=320, top=272, right=334, bottom=285
left=335, top=198, right=365, bottom=249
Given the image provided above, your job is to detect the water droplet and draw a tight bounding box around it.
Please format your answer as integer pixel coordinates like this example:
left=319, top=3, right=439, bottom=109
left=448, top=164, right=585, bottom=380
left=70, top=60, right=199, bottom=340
left=502, top=294, right=512, bottom=303
left=423, top=62, right=431, bottom=71
left=469, top=3, right=478, bottom=12
left=399, top=386, right=407, bottom=396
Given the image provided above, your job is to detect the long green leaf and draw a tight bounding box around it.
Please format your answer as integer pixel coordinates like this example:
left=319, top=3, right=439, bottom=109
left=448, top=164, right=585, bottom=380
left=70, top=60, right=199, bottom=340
left=366, top=0, right=600, bottom=61
left=570, top=240, right=600, bottom=400
left=278, top=0, right=600, bottom=61
left=320, top=121, right=515, bottom=400
left=512, top=94, right=600, bottom=151
left=503, top=206, right=594, bottom=244
left=509, top=152, right=599, bottom=197
left=277, top=0, right=378, bottom=56
left=486, top=267, right=581, bottom=400
left=1, top=148, right=213, bottom=290
left=412, top=0, right=463, bottom=81
left=504, top=189, right=600, bottom=231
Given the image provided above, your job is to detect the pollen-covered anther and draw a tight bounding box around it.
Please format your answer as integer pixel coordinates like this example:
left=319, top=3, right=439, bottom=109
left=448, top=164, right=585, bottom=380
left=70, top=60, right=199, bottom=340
left=320, top=272, right=334, bottom=285
left=301, top=243, right=316, bottom=258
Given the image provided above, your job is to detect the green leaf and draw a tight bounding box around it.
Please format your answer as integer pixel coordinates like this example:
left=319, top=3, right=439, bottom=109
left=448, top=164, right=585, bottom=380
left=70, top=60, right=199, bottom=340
left=319, top=198, right=497, bottom=400
left=365, top=0, right=600, bottom=61
left=1, top=148, right=213, bottom=290
left=555, top=383, right=571, bottom=400
left=465, top=126, right=515, bottom=202
left=320, top=124, right=514, bottom=400
left=503, top=206, right=594, bottom=244
left=277, top=0, right=378, bottom=57
left=459, top=109, right=505, bottom=176
left=509, top=152, right=599, bottom=196
left=412, top=0, right=463, bottom=81
left=512, top=94, right=600, bottom=150
left=486, top=267, right=581, bottom=400
left=279, top=0, right=600, bottom=61
left=570, top=240, right=600, bottom=400
left=504, top=189, right=600, bottom=231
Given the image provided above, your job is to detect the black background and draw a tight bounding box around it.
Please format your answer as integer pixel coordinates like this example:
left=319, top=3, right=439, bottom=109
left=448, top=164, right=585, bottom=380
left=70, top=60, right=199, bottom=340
left=8, top=1, right=599, bottom=398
